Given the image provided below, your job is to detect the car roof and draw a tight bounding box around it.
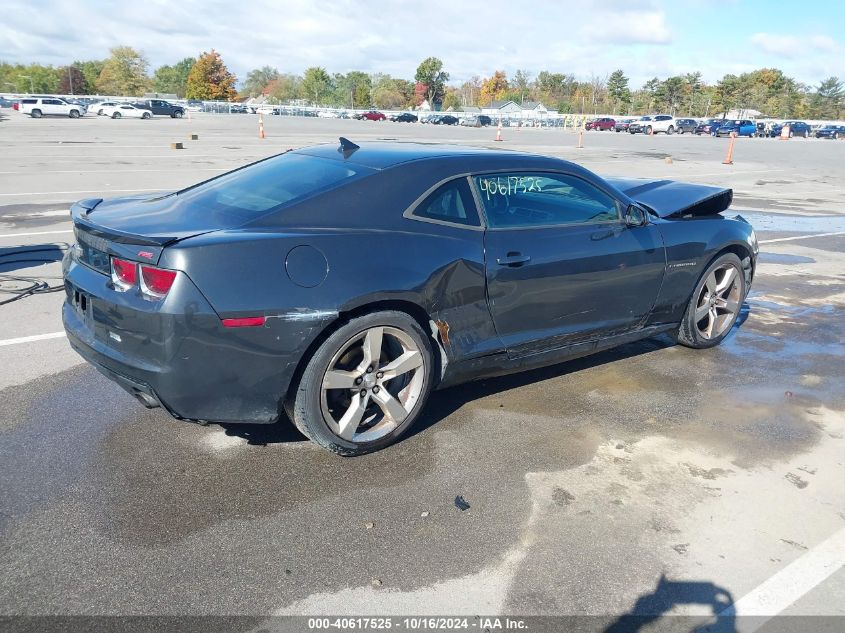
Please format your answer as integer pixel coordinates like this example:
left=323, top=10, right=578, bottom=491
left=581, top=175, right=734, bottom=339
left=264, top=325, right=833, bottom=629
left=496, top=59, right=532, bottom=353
left=292, top=141, right=563, bottom=170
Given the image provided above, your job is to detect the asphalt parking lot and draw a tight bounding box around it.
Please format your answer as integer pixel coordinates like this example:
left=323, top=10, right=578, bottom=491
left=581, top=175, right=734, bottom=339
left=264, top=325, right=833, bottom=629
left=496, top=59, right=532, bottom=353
left=1, top=111, right=844, bottom=630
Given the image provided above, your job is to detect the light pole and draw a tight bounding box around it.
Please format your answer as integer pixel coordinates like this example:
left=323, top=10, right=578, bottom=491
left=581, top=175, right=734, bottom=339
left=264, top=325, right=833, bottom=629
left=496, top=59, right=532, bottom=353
left=19, top=75, right=34, bottom=93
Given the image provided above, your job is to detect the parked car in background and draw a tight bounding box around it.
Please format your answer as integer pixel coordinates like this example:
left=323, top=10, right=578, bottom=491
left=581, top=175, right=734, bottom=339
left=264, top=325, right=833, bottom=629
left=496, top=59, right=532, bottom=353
left=815, top=124, right=845, bottom=139
left=587, top=117, right=616, bottom=131
left=88, top=101, right=120, bottom=115
left=390, top=112, right=418, bottom=123
left=675, top=118, right=698, bottom=134
left=769, top=121, right=812, bottom=138
left=460, top=115, right=493, bottom=127
left=614, top=118, right=636, bottom=132
left=229, top=104, right=247, bottom=114
left=695, top=119, right=726, bottom=136
left=642, top=115, right=677, bottom=134
left=131, top=99, right=184, bottom=118
left=18, top=97, right=86, bottom=118
left=432, top=115, right=459, bottom=125
left=355, top=110, right=387, bottom=121
left=628, top=116, right=653, bottom=134
left=716, top=120, right=757, bottom=137
left=100, top=103, right=153, bottom=119
left=0, top=97, right=16, bottom=108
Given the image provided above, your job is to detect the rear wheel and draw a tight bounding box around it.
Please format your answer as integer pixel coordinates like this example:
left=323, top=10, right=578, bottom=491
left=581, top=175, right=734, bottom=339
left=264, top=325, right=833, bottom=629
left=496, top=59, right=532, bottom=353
left=112, top=112, right=121, bottom=119
left=667, top=125, right=675, bottom=135
left=174, top=111, right=183, bottom=118
left=289, top=311, right=434, bottom=456
left=646, top=126, right=653, bottom=135
left=31, top=109, right=42, bottom=118
left=69, top=110, right=80, bottom=118
left=142, top=112, right=151, bottom=119
left=677, top=253, right=745, bottom=349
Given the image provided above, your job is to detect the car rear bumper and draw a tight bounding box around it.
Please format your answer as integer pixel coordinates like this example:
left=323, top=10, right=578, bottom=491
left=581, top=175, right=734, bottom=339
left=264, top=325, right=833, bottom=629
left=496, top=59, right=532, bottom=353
left=62, top=253, right=320, bottom=425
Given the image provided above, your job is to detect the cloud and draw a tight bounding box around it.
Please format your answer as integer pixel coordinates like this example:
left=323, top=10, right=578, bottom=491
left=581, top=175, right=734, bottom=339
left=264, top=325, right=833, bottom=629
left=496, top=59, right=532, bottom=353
left=750, top=32, right=842, bottom=58
left=581, top=10, right=672, bottom=45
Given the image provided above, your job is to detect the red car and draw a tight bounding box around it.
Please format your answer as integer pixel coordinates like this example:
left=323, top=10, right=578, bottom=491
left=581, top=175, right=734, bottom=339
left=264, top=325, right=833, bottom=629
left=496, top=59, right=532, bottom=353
left=356, top=110, right=386, bottom=121
left=586, top=117, right=616, bottom=131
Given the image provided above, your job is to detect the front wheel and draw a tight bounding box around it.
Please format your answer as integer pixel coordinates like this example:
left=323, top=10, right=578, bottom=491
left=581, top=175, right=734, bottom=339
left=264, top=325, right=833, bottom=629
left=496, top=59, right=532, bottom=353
left=69, top=110, right=80, bottom=118
left=667, top=125, right=674, bottom=135
left=173, top=111, right=183, bottom=118
left=288, top=311, right=434, bottom=456
left=31, top=109, right=42, bottom=118
left=645, top=126, right=653, bottom=135
left=112, top=112, right=121, bottom=119
left=677, top=253, right=745, bottom=349
left=142, top=112, right=151, bottom=119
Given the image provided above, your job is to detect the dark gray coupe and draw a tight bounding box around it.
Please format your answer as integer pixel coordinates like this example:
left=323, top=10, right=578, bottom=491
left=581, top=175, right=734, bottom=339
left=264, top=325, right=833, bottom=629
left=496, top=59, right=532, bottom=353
left=63, top=139, right=757, bottom=455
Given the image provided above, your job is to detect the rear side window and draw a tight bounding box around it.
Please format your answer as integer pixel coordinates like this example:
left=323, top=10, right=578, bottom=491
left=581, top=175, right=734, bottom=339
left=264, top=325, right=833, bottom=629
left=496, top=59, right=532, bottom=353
left=22, top=99, right=36, bottom=104
left=176, top=153, right=371, bottom=223
left=411, top=178, right=480, bottom=227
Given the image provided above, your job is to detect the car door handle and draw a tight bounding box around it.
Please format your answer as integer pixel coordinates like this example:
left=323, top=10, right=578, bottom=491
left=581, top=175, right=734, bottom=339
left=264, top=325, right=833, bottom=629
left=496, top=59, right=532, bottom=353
left=497, top=253, right=531, bottom=267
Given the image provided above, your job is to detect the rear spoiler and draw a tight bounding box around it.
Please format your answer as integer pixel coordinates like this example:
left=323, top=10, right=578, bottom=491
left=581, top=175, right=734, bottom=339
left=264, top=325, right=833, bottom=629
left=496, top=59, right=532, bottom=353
left=604, top=178, right=733, bottom=219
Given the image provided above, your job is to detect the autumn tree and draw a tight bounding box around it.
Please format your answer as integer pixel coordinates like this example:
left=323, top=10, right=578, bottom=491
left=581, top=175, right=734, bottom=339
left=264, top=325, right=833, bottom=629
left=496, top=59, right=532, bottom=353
left=414, top=57, right=449, bottom=106
left=186, top=50, right=237, bottom=101
left=371, top=74, right=414, bottom=109
left=58, top=66, right=89, bottom=94
left=266, top=74, right=301, bottom=103
left=242, top=66, right=280, bottom=98
left=96, top=46, right=150, bottom=96
left=153, top=57, right=195, bottom=97
left=480, top=71, right=508, bottom=105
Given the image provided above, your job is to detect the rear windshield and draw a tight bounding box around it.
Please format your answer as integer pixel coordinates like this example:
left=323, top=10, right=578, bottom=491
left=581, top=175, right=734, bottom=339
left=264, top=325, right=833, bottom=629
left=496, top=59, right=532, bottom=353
left=176, top=153, right=371, bottom=223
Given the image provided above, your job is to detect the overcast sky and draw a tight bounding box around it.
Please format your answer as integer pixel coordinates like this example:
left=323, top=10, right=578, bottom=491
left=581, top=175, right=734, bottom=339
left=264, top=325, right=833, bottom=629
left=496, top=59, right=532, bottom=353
left=2, top=0, right=843, bottom=88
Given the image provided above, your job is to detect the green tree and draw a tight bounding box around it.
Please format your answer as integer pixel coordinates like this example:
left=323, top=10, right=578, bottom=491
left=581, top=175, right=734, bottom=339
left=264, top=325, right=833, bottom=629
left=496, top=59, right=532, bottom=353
left=333, top=71, right=372, bottom=108
left=810, top=77, right=843, bottom=118
left=186, top=50, right=237, bottom=100
left=606, top=69, right=631, bottom=113
left=242, top=66, right=280, bottom=98
left=153, top=57, right=195, bottom=98
left=266, top=73, right=301, bottom=104
left=299, top=66, right=332, bottom=105
left=73, top=60, right=105, bottom=93
left=683, top=72, right=702, bottom=115
left=512, top=69, right=531, bottom=104
left=654, top=76, right=685, bottom=114
left=371, top=74, right=413, bottom=109
left=96, top=46, right=150, bottom=96
left=414, top=56, right=449, bottom=106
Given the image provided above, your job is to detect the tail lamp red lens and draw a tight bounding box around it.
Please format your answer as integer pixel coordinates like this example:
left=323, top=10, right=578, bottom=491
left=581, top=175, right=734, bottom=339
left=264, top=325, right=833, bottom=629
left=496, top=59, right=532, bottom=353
left=110, top=257, right=177, bottom=299
left=140, top=265, right=177, bottom=297
left=111, top=257, right=137, bottom=289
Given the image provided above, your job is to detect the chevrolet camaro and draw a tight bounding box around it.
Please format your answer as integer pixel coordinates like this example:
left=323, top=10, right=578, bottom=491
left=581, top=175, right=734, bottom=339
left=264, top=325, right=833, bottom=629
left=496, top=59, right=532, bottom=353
left=63, top=139, right=757, bottom=455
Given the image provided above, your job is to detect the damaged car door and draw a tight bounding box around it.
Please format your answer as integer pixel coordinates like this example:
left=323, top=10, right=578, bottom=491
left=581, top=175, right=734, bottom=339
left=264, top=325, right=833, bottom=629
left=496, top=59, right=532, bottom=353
left=475, top=171, right=666, bottom=358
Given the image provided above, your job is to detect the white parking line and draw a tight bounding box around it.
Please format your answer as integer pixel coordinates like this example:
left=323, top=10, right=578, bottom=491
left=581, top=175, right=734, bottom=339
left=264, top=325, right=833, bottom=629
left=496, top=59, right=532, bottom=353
left=713, top=526, right=845, bottom=630
left=0, top=229, right=73, bottom=238
left=760, top=231, right=845, bottom=244
left=0, top=332, right=66, bottom=347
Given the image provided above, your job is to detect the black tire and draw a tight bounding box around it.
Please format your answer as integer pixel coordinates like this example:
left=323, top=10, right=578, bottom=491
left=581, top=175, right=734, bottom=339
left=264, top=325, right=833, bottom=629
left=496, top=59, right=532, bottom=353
left=69, top=110, right=80, bottom=118
left=789, top=130, right=794, bottom=138
left=112, top=112, right=121, bottom=119
left=646, top=126, right=653, bottom=135
left=289, top=310, right=434, bottom=456
left=667, top=125, right=674, bottom=135
left=31, top=109, right=42, bottom=118
left=174, top=111, right=183, bottom=118
left=677, top=253, right=746, bottom=349
left=142, top=112, right=151, bottom=119
left=803, top=131, right=808, bottom=138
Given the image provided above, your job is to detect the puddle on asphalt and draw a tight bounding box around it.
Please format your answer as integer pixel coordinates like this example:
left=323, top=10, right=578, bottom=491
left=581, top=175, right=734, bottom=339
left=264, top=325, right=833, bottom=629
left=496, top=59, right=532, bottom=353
left=731, top=210, right=845, bottom=232
left=757, top=252, right=816, bottom=265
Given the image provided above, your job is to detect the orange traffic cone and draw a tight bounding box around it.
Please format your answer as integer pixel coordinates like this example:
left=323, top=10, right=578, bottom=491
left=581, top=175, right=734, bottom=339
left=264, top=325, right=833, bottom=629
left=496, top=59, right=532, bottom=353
left=259, top=113, right=266, bottom=139
left=494, top=122, right=503, bottom=141
left=723, top=131, right=736, bottom=165
left=779, top=124, right=790, bottom=140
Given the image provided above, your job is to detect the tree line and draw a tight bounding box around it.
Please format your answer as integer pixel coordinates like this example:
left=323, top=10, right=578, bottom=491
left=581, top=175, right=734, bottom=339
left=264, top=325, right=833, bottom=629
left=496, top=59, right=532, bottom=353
left=2, top=48, right=843, bottom=119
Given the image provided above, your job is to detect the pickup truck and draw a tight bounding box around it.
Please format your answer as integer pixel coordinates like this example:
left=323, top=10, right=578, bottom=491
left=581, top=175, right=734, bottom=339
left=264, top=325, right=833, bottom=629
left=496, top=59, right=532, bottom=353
left=130, top=99, right=185, bottom=118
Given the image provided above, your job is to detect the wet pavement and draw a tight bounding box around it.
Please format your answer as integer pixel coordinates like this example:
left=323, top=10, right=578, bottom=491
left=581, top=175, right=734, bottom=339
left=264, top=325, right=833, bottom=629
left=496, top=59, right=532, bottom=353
left=1, top=114, right=843, bottom=625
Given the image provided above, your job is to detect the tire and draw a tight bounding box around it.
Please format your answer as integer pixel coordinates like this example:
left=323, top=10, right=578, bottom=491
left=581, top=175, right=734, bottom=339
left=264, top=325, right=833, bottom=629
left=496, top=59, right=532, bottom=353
left=31, top=109, right=42, bottom=118
left=174, top=111, right=183, bottom=118
left=667, top=125, right=674, bottom=135
left=142, top=112, right=151, bottom=119
left=646, top=126, right=653, bottom=135
left=789, top=131, right=794, bottom=138
left=69, top=110, right=80, bottom=118
left=289, top=310, right=434, bottom=456
left=677, top=253, right=746, bottom=349
left=112, top=112, right=121, bottom=119
left=803, top=131, right=808, bottom=138
left=834, top=133, right=839, bottom=140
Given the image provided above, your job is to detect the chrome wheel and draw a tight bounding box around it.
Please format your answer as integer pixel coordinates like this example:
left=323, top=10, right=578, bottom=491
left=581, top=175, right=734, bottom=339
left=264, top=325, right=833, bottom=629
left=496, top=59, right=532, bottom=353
left=694, top=264, right=741, bottom=339
left=320, top=326, right=425, bottom=443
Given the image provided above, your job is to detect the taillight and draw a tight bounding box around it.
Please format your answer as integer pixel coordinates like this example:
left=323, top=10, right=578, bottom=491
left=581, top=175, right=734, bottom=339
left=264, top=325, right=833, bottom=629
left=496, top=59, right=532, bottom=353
left=111, top=257, right=137, bottom=290
left=140, top=265, right=177, bottom=298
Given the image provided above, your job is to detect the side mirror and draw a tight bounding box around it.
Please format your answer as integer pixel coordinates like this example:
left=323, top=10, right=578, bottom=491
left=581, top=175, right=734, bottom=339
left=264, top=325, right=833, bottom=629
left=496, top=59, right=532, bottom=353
left=625, top=204, right=647, bottom=227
